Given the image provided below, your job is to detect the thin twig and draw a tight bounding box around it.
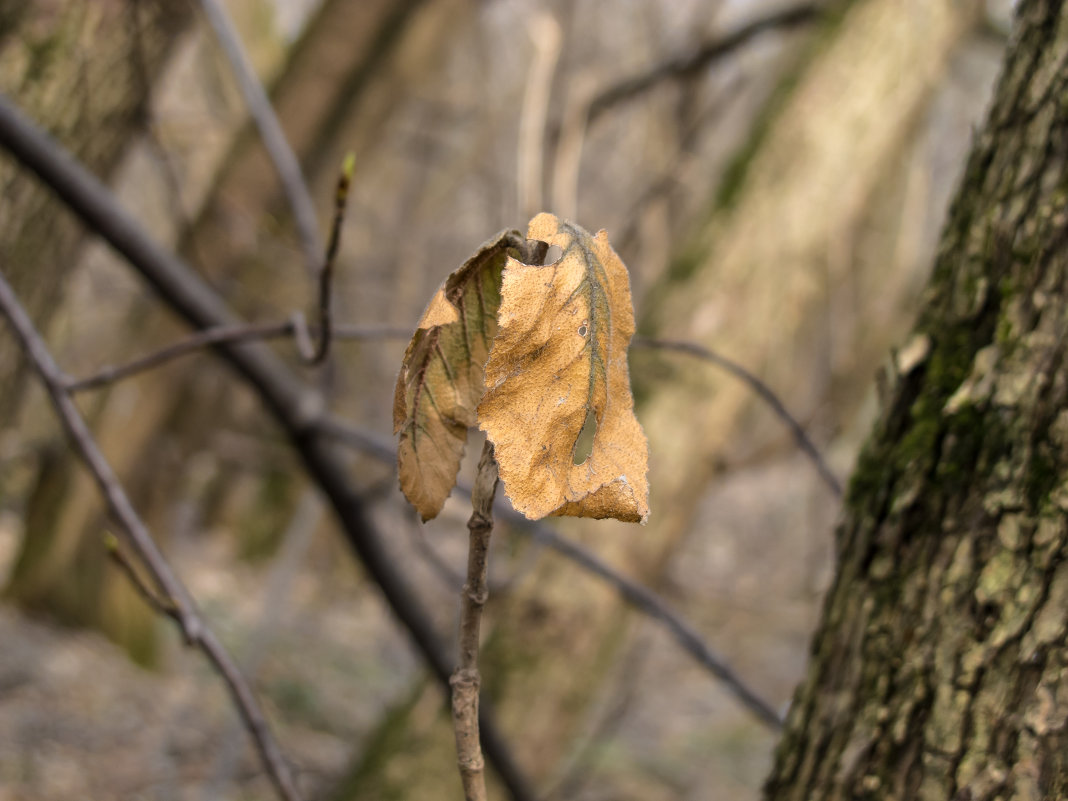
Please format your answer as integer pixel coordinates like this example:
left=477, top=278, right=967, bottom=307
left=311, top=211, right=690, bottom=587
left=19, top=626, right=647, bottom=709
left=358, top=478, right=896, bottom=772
left=0, top=271, right=302, bottom=801
left=452, top=440, right=499, bottom=801
left=0, top=93, right=535, bottom=801
left=308, top=153, right=355, bottom=365
left=66, top=320, right=292, bottom=391
left=196, top=0, right=323, bottom=274
left=104, top=531, right=179, bottom=618
left=631, top=336, right=842, bottom=497
left=586, top=3, right=820, bottom=125
left=64, top=321, right=409, bottom=393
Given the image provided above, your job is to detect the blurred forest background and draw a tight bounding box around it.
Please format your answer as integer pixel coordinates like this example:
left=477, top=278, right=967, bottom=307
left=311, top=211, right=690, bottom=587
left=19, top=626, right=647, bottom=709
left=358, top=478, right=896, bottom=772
left=0, top=0, right=1017, bottom=799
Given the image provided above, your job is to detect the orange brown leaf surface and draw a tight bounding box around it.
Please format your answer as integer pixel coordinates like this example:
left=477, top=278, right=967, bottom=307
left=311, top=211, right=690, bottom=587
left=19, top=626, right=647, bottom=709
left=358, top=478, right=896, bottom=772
left=478, top=213, right=649, bottom=522
left=393, top=230, right=523, bottom=521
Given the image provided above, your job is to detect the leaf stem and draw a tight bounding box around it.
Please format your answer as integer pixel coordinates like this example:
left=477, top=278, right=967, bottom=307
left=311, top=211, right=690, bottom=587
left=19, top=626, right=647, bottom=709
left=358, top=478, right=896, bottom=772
left=452, top=440, right=499, bottom=801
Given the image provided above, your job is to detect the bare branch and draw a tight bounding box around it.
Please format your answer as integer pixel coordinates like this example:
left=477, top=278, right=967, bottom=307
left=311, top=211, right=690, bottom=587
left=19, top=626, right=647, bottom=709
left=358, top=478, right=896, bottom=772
left=631, top=336, right=842, bottom=497
left=0, top=93, right=536, bottom=801
left=65, top=321, right=409, bottom=393
left=104, top=531, right=179, bottom=618
left=307, top=154, right=355, bottom=365
left=67, top=320, right=292, bottom=391
left=586, top=3, right=820, bottom=125
left=451, top=440, right=499, bottom=801
left=0, top=272, right=302, bottom=801
left=196, top=0, right=323, bottom=273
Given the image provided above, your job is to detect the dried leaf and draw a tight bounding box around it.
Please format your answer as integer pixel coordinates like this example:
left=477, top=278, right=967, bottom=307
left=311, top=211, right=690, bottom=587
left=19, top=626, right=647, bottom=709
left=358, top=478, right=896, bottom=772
left=394, top=230, right=523, bottom=521
left=478, top=213, right=649, bottom=522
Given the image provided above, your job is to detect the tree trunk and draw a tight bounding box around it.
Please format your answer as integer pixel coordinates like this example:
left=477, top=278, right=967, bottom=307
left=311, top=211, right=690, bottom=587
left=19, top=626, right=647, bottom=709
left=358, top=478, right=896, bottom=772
left=638, top=0, right=981, bottom=559
left=0, top=1, right=190, bottom=420
left=766, top=1, right=1068, bottom=798
left=0, top=0, right=192, bottom=659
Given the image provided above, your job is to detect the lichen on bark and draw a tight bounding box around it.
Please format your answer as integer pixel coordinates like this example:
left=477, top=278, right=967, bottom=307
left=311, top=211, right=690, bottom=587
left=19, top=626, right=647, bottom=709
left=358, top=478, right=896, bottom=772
left=765, top=2, right=1068, bottom=799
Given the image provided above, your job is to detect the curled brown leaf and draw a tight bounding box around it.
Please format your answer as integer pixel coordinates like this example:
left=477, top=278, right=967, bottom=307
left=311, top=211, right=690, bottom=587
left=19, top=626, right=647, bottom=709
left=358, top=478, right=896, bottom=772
left=478, top=213, right=649, bottom=523
left=393, top=230, right=523, bottom=521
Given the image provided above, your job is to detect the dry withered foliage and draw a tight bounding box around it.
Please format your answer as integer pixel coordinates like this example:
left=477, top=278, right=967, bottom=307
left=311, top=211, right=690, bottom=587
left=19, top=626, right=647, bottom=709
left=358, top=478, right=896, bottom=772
left=393, top=229, right=522, bottom=521
left=479, top=214, right=648, bottom=522
left=395, top=214, right=649, bottom=524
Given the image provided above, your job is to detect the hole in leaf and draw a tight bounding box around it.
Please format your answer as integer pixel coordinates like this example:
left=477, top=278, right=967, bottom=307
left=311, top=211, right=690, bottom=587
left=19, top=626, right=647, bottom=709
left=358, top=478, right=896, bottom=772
left=573, top=407, right=597, bottom=465
left=578, top=320, right=588, bottom=337
left=544, top=244, right=564, bottom=264
left=520, top=239, right=550, bottom=265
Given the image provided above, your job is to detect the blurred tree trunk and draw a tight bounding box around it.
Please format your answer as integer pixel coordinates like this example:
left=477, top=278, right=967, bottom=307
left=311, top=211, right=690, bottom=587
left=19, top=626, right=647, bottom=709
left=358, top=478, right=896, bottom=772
left=0, top=1, right=192, bottom=661
left=638, top=0, right=983, bottom=560
left=0, top=1, right=190, bottom=419
left=766, top=1, right=1068, bottom=797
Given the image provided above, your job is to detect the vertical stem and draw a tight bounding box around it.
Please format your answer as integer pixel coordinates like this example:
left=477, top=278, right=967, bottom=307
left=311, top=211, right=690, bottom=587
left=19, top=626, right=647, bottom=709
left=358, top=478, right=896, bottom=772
left=452, top=440, right=499, bottom=801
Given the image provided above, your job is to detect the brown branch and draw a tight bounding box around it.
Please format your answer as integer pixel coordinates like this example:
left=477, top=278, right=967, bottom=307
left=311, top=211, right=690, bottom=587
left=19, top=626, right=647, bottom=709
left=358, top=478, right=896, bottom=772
left=631, top=336, right=842, bottom=498
left=586, top=3, right=820, bottom=125
left=308, top=154, right=355, bottom=365
left=104, top=531, right=179, bottom=618
left=64, top=321, right=409, bottom=393
left=0, top=271, right=302, bottom=801
left=66, top=320, right=292, bottom=391
left=452, top=440, right=499, bottom=801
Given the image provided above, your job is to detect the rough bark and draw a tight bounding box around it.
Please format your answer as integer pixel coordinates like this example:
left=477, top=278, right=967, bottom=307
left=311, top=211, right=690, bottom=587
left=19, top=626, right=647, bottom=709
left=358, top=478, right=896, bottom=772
left=766, top=2, right=1068, bottom=798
